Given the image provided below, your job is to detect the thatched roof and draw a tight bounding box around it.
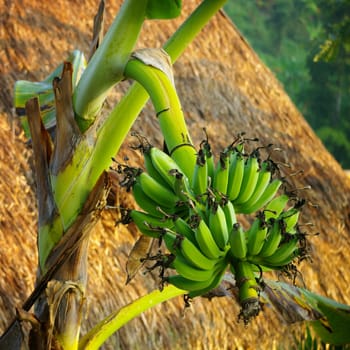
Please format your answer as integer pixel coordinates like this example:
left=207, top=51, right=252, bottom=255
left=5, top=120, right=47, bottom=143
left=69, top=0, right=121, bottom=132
left=1, top=1, right=350, bottom=348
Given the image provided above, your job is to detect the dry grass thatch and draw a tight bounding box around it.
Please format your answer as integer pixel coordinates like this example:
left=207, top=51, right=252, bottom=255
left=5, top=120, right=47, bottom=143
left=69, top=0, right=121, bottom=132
left=1, top=0, right=350, bottom=349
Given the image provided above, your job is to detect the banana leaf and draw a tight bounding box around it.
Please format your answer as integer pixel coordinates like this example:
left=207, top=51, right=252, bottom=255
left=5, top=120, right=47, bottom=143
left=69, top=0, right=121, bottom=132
left=260, top=280, right=350, bottom=345
left=14, top=50, right=86, bottom=138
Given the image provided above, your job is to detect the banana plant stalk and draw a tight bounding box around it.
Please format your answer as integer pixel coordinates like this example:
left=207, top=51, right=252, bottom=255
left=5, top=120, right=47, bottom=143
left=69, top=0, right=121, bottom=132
left=13, top=1, right=228, bottom=261
left=3, top=1, right=228, bottom=348
left=73, top=0, right=148, bottom=131
left=23, top=65, right=111, bottom=349
left=77, top=275, right=350, bottom=349
left=78, top=285, right=186, bottom=350
left=123, top=52, right=197, bottom=177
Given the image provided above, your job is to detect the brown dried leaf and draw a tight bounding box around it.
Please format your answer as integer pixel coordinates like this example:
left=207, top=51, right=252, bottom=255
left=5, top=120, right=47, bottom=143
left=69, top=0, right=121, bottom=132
left=89, top=0, right=105, bottom=60
left=131, top=48, right=174, bottom=86
left=126, top=235, right=155, bottom=284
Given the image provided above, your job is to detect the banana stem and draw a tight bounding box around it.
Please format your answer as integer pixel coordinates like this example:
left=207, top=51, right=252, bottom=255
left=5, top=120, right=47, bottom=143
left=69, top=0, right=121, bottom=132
left=78, top=285, right=186, bottom=350
left=123, top=58, right=196, bottom=177
left=234, top=261, right=261, bottom=324
left=163, top=0, right=228, bottom=62
left=235, top=261, right=259, bottom=303
left=73, top=0, right=148, bottom=131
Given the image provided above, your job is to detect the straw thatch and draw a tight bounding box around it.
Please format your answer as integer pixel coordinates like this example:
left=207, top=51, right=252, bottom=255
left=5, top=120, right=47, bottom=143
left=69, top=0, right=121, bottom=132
left=1, top=1, right=350, bottom=349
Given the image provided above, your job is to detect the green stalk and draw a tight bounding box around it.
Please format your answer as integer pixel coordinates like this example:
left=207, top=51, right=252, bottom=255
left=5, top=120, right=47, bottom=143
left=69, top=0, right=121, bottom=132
left=73, top=0, right=148, bottom=131
left=235, top=261, right=259, bottom=304
left=78, top=285, right=186, bottom=350
left=163, top=0, right=228, bottom=62
left=123, top=58, right=196, bottom=177
left=233, top=261, right=260, bottom=324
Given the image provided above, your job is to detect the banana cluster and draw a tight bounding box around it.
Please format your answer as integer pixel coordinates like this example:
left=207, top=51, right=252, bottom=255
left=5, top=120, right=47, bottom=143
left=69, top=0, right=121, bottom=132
left=228, top=195, right=306, bottom=323
left=117, top=139, right=308, bottom=324
left=199, top=141, right=284, bottom=215
left=119, top=146, right=191, bottom=221
left=229, top=195, right=302, bottom=268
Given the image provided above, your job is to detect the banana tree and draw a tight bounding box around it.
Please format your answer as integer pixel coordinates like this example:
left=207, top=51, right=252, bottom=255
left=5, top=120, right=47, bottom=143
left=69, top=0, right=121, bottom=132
left=1, top=1, right=227, bottom=349
left=1, top=0, right=350, bottom=349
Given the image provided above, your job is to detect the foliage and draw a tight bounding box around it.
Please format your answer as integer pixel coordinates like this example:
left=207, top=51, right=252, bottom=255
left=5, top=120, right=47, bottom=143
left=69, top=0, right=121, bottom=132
left=224, top=0, right=350, bottom=168
left=317, top=127, right=350, bottom=163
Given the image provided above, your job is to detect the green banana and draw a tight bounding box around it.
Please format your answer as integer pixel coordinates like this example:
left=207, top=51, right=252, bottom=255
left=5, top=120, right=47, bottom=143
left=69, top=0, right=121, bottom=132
left=229, top=223, right=248, bottom=260
left=281, top=208, right=300, bottom=233
left=235, top=260, right=260, bottom=300
left=227, top=150, right=245, bottom=201
left=171, top=253, right=218, bottom=282
left=149, top=146, right=184, bottom=189
left=238, top=178, right=283, bottom=214
left=208, top=204, right=229, bottom=250
left=188, top=260, right=228, bottom=298
left=180, top=234, right=219, bottom=271
left=136, top=171, right=179, bottom=208
left=191, top=148, right=208, bottom=196
left=166, top=260, right=227, bottom=294
left=235, top=161, right=271, bottom=211
left=130, top=210, right=174, bottom=238
left=233, top=261, right=260, bottom=323
left=132, top=182, right=169, bottom=217
left=173, top=217, right=197, bottom=245
left=264, top=193, right=289, bottom=220
left=222, top=200, right=237, bottom=233
left=213, top=151, right=230, bottom=195
left=260, top=238, right=299, bottom=267
left=162, top=230, right=218, bottom=270
left=161, top=229, right=182, bottom=255
left=171, top=169, right=193, bottom=202
left=166, top=274, right=214, bottom=292
left=195, top=219, right=224, bottom=259
left=143, top=146, right=172, bottom=189
left=246, top=216, right=268, bottom=257
left=258, top=219, right=283, bottom=258
left=235, top=155, right=260, bottom=204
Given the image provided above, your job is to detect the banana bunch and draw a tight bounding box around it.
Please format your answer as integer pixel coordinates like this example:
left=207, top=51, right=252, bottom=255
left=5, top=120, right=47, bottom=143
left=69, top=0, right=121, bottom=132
left=227, top=196, right=303, bottom=269
left=118, top=146, right=194, bottom=221
left=227, top=199, right=304, bottom=323
left=117, top=137, right=308, bottom=324
left=162, top=228, right=229, bottom=298
left=160, top=197, right=240, bottom=297
left=117, top=145, right=232, bottom=296
left=190, top=141, right=284, bottom=215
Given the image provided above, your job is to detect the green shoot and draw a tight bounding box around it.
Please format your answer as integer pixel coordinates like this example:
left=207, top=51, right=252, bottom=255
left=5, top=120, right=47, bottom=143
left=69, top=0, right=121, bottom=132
left=78, top=285, right=186, bottom=350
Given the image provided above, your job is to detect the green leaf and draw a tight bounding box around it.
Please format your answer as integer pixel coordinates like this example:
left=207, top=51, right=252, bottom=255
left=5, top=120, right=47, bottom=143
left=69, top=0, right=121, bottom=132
left=260, top=280, right=350, bottom=345
left=146, top=0, right=182, bottom=19
left=304, top=291, right=350, bottom=345
left=14, top=50, right=86, bottom=138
